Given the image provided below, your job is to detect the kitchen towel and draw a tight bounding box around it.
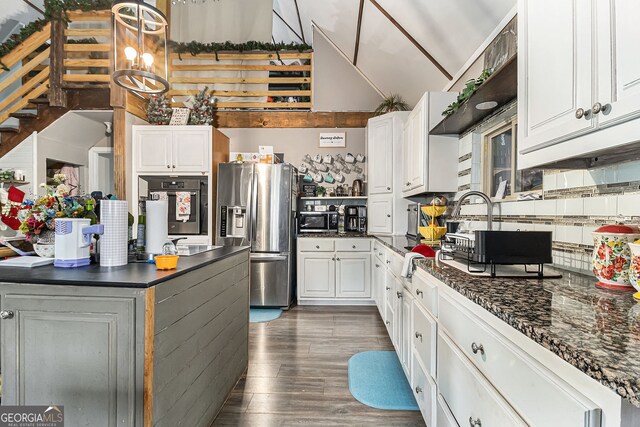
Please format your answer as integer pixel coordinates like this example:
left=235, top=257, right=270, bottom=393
left=401, top=252, right=425, bottom=278
left=100, top=200, right=128, bottom=267
left=176, top=191, right=191, bottom=222
left=146, top=200, right=168, bottom=255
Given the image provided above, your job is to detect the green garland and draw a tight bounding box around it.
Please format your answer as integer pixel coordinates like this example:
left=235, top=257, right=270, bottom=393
left=169, top=40, right=312, bottom=59
left=0, top=19, right=49, bottom=70
left=44, top=0, right=112, bottom=21
left=443, top=68, right=493, bottom=116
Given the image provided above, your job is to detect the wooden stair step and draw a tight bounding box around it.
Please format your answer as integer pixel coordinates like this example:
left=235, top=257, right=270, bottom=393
left=10, top=112, right=38, bottom=120
left=0, top=127, right=20, bottom=133
left=28, top=97, right=50, bottom=104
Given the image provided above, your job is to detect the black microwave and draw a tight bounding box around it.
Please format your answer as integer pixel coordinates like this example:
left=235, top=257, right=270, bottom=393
left=298, top=212, right=339, bottom=233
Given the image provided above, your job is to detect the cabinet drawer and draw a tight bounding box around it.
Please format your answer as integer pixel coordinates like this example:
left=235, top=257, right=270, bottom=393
left=412, top=302, right=437, bottom=379
left=386, top=251, right=404, bottom=278
left=436, top=394, right=459, bottom=427
left=373, top=243, right=386, bottom=263
left=411, top=271, right=438, bottom=317
left=335, top=238, right=371, bottom=252
left=298, top=239, right=334, bottom=252
left=411, top=352, right=436, bottom=427
left=384, top=302, right=394, bottom=339
left=437, top=332, right=527, bottom=427
left=439, top=292, right=602, bottom=426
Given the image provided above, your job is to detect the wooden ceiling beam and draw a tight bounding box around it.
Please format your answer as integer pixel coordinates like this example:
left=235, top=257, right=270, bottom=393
left=214, top=111, right=375, bottom=128
left=293, top=0, right=306, bottom=44
left=353, top=0, right=365, bottom=66
left=273, top=9, right=304, bottom=44
left=368, top=0, right=452, bottom=80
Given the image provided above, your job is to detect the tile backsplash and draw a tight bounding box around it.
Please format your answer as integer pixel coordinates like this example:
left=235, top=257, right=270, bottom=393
left=454, top=131, right=640, bottom=276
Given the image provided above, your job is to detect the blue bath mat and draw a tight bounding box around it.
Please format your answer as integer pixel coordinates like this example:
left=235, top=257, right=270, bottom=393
left=348, top=351, right=419, bottom=411
left=249, top=308, right=282, bottom=323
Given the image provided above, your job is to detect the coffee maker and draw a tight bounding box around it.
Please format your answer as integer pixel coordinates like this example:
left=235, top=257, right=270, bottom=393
left=344, top=205, right=367, bottom=233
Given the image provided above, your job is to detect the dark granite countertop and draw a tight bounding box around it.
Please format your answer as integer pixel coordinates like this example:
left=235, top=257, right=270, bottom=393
left=373, top=235, right=640, bottom=407
left=0, top=246, right=249, bottom=288
left=297, top=233, right=640, bottom=406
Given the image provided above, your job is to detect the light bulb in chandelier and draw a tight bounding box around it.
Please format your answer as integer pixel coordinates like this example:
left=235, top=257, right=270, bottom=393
left=124, top=46, right=137, bottom=61
left=142, top=53, right=154, bottom=68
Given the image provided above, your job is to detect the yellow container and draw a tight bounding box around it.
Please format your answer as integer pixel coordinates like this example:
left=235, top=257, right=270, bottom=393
left=419, top=225, right=447, bottom=241
left=155, top=255, right=179, bottom=270
left=421, top=205, right=447, bottom=218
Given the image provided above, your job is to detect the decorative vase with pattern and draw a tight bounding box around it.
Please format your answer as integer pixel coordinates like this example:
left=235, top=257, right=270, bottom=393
left=33, top=230, right=55, bottom=258
left=592, top=223, right=640, bottom=290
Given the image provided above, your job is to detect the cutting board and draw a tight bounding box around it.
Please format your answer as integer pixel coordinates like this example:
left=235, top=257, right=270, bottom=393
left=0, top=256, right=54, bottom=267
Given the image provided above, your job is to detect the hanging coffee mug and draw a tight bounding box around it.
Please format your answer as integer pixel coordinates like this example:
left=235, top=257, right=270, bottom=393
left=335, top=172, right=346, bottom=183
left=303, top=154, right=313, bottom=163
left=313, top=173, right=324, bottom=183
left=342, top=165, right=352, bottom=174
left=302, top=173, right=313, bottom=183
left=299, top=163, right=308, bottom=173
left=323, top=154, right=334, bottom=164
left=313, top=154, right=323, bottom=164
left=324, top=172, right=335, bottom=183
left=356, top=153, right=366, bottom=163
left=345, top=153, right=356, bottom=164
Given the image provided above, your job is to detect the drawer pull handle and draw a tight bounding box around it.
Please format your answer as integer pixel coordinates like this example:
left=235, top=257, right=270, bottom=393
left=416, top=289, right=423, bottom=297
left=386, top=260, right=390, bottom=264
left=352, top=245, right=356, bottom=249
left=469, top=417, right=482, bottom=427
left=376, top=264, right=380, bottom=268
left=387, top=187, right=391, bottom=190
left=385, top=286, right=391, bottom=290
left=332, top=257, right=335, bottom=261
left=415, top=331, right=422, bottom=341
left=386, top=320, right=390, bottom=325
left=336, top=258, right=341, bottom=261
left=471, top=342, right=485, bottom=355
left=415, top=386, right=422, bottom=394
left=0, top=310, right=14, bottom=319
left=397, top=291, right=402, bottom=298
left=316, top=245, right=320, bottom=249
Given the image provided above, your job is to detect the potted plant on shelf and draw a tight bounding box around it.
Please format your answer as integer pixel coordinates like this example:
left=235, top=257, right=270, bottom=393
left=374, top=94, right=410, bottom=116
left=315, top=186, right=326, bottom=197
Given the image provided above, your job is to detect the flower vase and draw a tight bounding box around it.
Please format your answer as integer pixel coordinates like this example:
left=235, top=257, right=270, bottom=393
left=33, top=230, right=55, bottom=258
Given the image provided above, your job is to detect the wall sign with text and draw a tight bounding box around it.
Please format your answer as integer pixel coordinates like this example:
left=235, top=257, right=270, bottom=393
left=319, top=132, right=346, bottom=148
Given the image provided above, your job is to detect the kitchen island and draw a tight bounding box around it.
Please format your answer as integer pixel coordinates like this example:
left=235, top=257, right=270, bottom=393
left=0, top=246, right=250, bottom=427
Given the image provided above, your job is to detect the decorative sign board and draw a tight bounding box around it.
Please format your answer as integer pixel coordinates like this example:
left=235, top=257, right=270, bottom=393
left=170, top=108, right=190, bottom=125
left=319, top=132, right=346, bottom=148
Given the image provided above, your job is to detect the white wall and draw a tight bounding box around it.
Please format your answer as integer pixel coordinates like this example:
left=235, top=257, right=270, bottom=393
left=221, top=127, right=366, bottom=168
left=36, top=135, right=89, bottom=195
left=0, top=131, right=35, bottom=195
left=312, top=27, right=382, bottom=112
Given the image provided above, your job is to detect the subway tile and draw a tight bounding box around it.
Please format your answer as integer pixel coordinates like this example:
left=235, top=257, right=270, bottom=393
left=584, top=196, right=618, bottom=216
left=555, top=226, right=583, bottom=244
left=534, top=199, right=557, bottom=216
left=582, top=226, right=598, bottom=246
left=500, top=201, right=535, bottom=216
left=556, top=198, right=584, bottom=216
left=458, top=134, right=473, bottom=156
left=584, top=166, right=616, bottom=186
left=617, top=194, right=640, bottom=216
left=458, top=173, right=471, bottom=186
left=556, top=170, right=584, bottom=189
left=616, top=160, right=640, bottom=183
left=458, top=158, right=472, bottom=172
left=533, top=223, right=556, bottom=237
left=459, top=204, right=485, bottom=216
left=543, top=173, right=557, bottom=191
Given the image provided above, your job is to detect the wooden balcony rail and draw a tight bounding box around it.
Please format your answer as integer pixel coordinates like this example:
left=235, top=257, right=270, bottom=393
left=169, top=51, right=312, bottom=110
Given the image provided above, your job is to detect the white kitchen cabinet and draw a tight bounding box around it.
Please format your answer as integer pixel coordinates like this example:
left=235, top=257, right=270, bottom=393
left=412, top=352, right=437, bottom=427
left=367, top=116, right=394, bottom=195
left=298, top=253, right=335, bottom=298
left=365, top=112, right=410, bottom=235
left=134, top=126, right=211, bottom=174
left=400, top=288, right=413, bottom=378
left=335, top=252, right=371, bottom=298
left=297, top=238, right=373, bottom=304
left=372, top=257, right=385, bottom=317
left=518, top=0, right=640, bottom=169
left=367, top=195, right=393, bottom=234
left=402, top=92, right=458, bottom=197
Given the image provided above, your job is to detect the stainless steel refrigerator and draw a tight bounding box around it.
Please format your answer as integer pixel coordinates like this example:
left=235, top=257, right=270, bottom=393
left=216, top=163, right=297, bottom=308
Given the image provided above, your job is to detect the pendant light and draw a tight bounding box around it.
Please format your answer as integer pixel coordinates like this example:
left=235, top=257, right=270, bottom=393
left=111, top=0, right=170, bottom=95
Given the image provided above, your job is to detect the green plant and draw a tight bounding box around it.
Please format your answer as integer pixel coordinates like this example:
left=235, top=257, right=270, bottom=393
left=169, top=40, right=312, bottom=59
left=44, top=0, right=112, bottom=21
left=443, top=68, right=493, bottom=116
left=315, top=186, right=326, bottom=197
left=374, top=94, right=410, bottom=116
left=147, top=95, right=172, bottom=125
left=189, top=87, right=216, bottom=125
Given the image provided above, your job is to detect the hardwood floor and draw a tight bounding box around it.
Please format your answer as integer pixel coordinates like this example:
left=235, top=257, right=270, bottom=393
left=212, top=305, right=426, bottom=426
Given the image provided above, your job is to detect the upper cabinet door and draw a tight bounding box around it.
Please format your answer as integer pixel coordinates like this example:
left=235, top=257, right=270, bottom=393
left=518, top=0, right=595, bottom=154
left=367, top=118, right=394, bottom=195
left=596, top=0, right=640, bottom=129
left=172, top=129, right=210, bottom=172
left=367, top=195, right=393, bottom=235
left=407, top=102, right=426, bottom=190
left=135, top=130, right=171, bottom=172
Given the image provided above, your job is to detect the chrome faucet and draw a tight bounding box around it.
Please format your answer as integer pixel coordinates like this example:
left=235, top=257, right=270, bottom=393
left=451, top=191, right=494, bottom=231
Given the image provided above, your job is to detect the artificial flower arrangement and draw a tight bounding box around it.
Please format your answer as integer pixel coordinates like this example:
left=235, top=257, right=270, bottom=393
left=17, top=174, right=92, bottom=242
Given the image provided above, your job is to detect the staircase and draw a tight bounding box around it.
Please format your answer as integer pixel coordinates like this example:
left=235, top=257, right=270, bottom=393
left=0, top=11, right=113, bottom=158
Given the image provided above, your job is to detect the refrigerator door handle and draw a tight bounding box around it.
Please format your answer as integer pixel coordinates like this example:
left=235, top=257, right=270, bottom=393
left=250, top=171, right=258, bottom=245
left=250, top=254, right=287, bottom=262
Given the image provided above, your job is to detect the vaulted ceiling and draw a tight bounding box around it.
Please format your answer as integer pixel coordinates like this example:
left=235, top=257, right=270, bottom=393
left=272, top=0, right=516, bottom=105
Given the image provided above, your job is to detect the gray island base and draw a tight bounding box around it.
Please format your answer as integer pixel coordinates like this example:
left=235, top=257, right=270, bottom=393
left=0, top=246, right=250, bottom=427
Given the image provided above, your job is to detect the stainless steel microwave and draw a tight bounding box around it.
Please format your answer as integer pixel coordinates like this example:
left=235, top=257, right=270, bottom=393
left=298, top=211, right=339, bottom=233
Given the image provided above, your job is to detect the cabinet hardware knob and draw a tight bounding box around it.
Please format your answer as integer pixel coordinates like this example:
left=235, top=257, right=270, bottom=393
left=0, top=310, right=14, bottom=319
left=592, top=102, right=602, bottom=114
left=332, top=257, right=335, bottom=261
left=471, top=342, right=485, bottom=355
left=416, top=289, right=423, bottom=296
left=397, top=291, right=402, bottom=298
left=379, top=252, right=383, bottom=256
left=469, top=417, right=482, bottom=427
left=352, top=245, right=356, bottom=249
left=387, top=214, right=391, bottom=218
left=415, top=386, right=422, bottom=394
left=336, top=258, right=341, bottom=261
left=387, top=187, right=391, bottom=190
left=406, top=182, right=410, bottom=186
left=386, top=320, right=390, bottom=325
left=166, top=165, right=170, bottom=169
left=385, top=286, right=391, bottom=290
left=575, top=108, right=585, bottom=119
left=386, top=260, right=390, bottom=264
left=376, top=264, right=380, bottom=268
left=172, top=165, right=176, bottom=168
left=316, top=245, right=320, bottom=249
left=415, top=331, right=422, bottom=340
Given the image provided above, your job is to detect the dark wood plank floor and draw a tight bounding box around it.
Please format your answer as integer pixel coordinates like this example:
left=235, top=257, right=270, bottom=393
left=212, top=305, right=426, bottom=426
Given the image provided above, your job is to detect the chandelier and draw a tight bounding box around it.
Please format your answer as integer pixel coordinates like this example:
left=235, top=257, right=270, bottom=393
left=111, top=0, right=170, bottom=95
